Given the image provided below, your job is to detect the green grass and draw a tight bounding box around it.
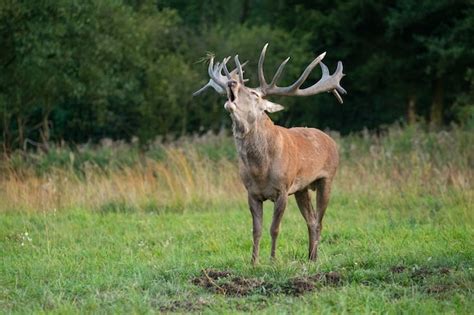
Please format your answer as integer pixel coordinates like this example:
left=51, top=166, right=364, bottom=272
left=1, top=124, right=473, bottom=313
left=1, top=191, right=473, bottom=314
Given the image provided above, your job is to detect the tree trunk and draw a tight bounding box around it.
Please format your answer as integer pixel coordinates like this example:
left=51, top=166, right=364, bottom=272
left=240, top=0, right=250, bottom=24
left=2, top=112, right=11, bottom=157
left=430, top=77, right=444, bottom=127
left=17, top=115, right=26, bottom=150
left=181, top=103, right=188, bottom=136
left=407, top=95, right=417, bottom=125
left=40, top=108, right=51, bottom=152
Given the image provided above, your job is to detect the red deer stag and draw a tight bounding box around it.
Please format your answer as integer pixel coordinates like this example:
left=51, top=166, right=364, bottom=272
left=194, top=44, right=346, bottom=264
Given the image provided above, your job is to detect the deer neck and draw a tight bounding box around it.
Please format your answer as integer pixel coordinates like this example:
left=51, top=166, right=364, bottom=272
left=233, top=113, right=277, bottom=170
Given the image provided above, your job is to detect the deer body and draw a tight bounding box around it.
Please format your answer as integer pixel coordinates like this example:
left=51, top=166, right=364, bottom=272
left=235, top=115, right=338, bottom=201
left=194, top=44, right=346, bottom=264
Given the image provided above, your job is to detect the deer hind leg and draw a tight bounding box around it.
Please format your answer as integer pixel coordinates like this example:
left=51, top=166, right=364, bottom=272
left=248, top=195, right=263, bottom=265
left=314, top=178, right=332, bottom=261
left=295, top=189, right=318, bottom=260
left=270, top=194, right=288, bottom=260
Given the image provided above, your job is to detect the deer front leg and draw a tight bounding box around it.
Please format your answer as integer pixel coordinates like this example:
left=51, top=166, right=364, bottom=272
left=248, top=195, right=263, bottom=266
left=270, top=193, right=288, bottom=260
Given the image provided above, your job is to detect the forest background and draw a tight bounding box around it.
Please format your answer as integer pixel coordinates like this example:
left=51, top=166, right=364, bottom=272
left=1, top=0, right=473, bottom=152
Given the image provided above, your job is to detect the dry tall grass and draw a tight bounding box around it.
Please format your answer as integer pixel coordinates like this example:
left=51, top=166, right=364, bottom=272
left=1, top=124, right=472, bottom=213
left=1, top=148, right=243, bottom=212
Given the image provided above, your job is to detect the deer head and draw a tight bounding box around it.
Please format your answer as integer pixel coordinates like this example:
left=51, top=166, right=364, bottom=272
left=194, top=44, right=347, bottom=136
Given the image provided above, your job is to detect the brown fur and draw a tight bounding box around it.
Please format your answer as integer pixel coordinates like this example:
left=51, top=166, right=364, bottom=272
left=227, top=81, right=339, bottom=264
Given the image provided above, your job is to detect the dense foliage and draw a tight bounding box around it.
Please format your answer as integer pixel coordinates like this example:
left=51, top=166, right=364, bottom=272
left=1, top=0, right=473, bottom=151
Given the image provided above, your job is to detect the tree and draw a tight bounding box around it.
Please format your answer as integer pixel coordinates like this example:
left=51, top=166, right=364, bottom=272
left=386, top=0, right=473, bottom=126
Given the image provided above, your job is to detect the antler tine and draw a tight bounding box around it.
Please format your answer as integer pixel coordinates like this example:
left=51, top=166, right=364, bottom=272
left=207, top=58, right=219, bottom=84
left=224, top=57, right=249, bottom=82
left=192, top=83, right=212, bottom=96
left=234, top=55, right=244, bottom=83
left=208, top=57, right=227, bottom=90
left=223, top=56, right=232, bottom=79
left=282, top=52, right=326, bottom=93
left=257, top=44, right=295, bottom=91
left=224, top=58, right=248, bottom=75
left=269, top=56, right=290, bottom=87
left=193, top=57, right=227, bottom=96
left=258, top=43, right=269, bottom=89
left=207, top=57, right=214, bottom=78
left=319, top=61, right=346, bottom=103
left=334, top=61, right=347, bottom=94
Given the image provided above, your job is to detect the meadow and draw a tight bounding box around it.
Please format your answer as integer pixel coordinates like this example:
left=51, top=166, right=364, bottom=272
left=1, top=124, right=473, bottom=314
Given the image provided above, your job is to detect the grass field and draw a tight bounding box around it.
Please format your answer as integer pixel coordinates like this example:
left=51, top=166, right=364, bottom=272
left=1, top=125, right=473, bottom=313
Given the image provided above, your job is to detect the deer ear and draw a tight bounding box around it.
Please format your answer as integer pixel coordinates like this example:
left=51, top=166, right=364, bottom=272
left=263, top=100, right=284, bottom=113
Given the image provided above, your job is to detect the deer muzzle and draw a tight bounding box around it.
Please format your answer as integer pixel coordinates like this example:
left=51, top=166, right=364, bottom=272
left=224, top=100, right=236, bottom=112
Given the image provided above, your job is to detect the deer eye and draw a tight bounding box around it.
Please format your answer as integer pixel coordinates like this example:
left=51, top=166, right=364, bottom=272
left=250, top=91, right=259, bottom=98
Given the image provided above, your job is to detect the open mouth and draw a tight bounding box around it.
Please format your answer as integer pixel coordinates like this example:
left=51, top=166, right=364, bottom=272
left=227, top=88, right=236, bottom=102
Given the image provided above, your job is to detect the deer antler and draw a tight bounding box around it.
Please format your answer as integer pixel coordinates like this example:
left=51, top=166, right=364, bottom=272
left=257, top=43, right=347, bottom=103
left=193, top=57, right=227, bottom=96
left=193, top=57, right=248, bottom=96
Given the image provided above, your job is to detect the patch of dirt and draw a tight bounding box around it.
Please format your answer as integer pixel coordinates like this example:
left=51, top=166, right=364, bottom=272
left=191, top=269, right=227, bottom=286
left=390, top=265, right=406, bottom=273
left=282, top=277, right=316, bottom=295
left=221, top=277, right=266, bottom=296
left=191, top=269, right=343, bottom=296
left=411, top=267, right=433, bottom=280
left=438, top=267, right=451, bottom=275
left=191, top=268, right=266, bottom=296
left=191, top=269, right=231, bottom=289
left=310, top=271, right=343, bottom=285
left=282, top=271, right=342, bottom=295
